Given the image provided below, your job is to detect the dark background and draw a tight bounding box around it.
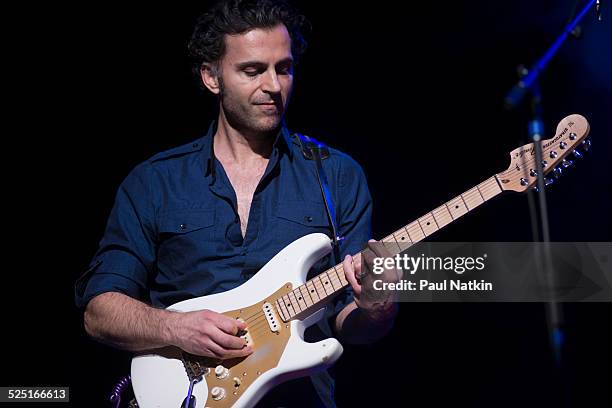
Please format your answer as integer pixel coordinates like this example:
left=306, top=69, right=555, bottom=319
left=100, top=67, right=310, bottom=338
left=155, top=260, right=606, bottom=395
left=5, top=0, right=611, bottom=407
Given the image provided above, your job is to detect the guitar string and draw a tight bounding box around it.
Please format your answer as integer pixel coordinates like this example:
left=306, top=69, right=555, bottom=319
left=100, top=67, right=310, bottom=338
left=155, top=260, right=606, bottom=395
left=238, top=144, right=585, bottom=328
left=241, top=270, right=349, bottom=331
left=227, top=136, right=588, bottom=340
left=239, top=179, right=505, bottom=327
left=245, top=157, right=581, bottom=337
left=242, top=265, right=350, bottom=325
left=233, top=144, right=584, bottom=336
left=244, top=272, right=347, bottom=332
left=239, top=277, right=343, bottom=330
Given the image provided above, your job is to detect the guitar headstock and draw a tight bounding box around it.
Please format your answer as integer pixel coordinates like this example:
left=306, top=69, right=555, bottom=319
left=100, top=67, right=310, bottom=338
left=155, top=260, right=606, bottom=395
left=496, top=114, right=590, bottom=192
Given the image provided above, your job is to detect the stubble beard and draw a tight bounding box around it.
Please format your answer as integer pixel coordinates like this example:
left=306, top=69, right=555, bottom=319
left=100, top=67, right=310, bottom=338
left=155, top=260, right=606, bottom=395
left=218, top=78, right=287, bottom=139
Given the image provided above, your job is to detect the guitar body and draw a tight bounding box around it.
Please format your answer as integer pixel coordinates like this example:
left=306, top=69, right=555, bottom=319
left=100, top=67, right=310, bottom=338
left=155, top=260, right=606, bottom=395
left=131, top=233, right=344, bottom=408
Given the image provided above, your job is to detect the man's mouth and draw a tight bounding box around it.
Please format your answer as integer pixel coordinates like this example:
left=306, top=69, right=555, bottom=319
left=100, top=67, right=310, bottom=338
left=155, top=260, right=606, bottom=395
left=255, top=102, right=280, bottom=112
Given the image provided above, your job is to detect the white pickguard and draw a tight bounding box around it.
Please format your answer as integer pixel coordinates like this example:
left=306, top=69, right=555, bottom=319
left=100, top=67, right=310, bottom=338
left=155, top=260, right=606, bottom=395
left=131, top=233, right=344, bottom=408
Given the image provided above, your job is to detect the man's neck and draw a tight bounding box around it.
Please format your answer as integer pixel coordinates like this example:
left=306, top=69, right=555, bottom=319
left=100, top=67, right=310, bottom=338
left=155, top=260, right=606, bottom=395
left=213, top=112, right=276, bottom=165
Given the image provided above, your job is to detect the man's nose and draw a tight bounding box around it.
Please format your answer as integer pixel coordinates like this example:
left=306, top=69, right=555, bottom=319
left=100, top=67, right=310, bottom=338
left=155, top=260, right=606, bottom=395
left=261, top=69, right=281, bottom=93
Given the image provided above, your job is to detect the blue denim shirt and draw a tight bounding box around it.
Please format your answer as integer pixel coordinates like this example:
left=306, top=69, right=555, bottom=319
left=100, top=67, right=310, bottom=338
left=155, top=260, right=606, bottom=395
left=75, top=122, right=372, bottom=407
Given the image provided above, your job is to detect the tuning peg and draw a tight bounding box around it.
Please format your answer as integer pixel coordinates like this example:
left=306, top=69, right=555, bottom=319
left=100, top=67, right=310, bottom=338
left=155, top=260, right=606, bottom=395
left=532, top=186, right=539, bottom=193
left=572, top=150, right=583, bottom=159
left=553, top=166, right=563, bottom=178
left=582, top=139, right=591, bottom=151
left=562, top=158, right=574, bottom=168
left=545, top=177, right=554, bottom=186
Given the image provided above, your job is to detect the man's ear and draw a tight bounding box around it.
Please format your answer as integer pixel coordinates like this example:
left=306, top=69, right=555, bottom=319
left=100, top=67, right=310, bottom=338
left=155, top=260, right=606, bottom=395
left=201, top=64, right=221, bottom=95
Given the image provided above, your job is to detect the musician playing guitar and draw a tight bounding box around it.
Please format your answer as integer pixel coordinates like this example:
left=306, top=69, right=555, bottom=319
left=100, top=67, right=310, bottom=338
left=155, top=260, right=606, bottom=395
left=75, top=1, right=397, bottom=406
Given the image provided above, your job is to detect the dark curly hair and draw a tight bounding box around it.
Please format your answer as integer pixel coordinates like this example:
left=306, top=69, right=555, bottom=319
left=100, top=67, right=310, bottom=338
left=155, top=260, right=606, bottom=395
left=188, top=0, right=310, bottom=84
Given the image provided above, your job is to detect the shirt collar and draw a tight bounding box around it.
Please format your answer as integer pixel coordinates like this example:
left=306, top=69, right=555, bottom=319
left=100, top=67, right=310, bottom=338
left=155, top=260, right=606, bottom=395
left=202, top=121, right=294, bottom=180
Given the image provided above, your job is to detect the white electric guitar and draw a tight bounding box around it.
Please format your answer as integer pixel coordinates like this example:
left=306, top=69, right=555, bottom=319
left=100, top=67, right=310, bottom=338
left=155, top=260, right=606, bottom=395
left=131, top=114, right=590, bottom=407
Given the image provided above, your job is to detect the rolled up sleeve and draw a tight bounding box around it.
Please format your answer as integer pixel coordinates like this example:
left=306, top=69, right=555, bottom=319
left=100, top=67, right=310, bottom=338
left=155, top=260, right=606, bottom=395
left=75, top=162, right=157, bottom=309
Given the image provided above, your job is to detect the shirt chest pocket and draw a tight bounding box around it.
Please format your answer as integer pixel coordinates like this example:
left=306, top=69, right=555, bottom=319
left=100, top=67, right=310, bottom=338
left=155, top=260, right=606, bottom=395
left=275, top=200, right=331, bottom=244
left=157, top=209, right=216, bottom=272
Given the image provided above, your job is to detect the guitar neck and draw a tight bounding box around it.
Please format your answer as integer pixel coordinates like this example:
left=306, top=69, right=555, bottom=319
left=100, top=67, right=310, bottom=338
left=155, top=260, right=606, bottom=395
left=274, top=175, right=504, bottom=321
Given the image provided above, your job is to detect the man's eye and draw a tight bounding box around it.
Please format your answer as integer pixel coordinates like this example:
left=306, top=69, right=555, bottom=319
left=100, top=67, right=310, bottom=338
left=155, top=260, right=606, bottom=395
left=244, top=70, right=259, bottom=77
left=278, top=66, right=293, bottom=75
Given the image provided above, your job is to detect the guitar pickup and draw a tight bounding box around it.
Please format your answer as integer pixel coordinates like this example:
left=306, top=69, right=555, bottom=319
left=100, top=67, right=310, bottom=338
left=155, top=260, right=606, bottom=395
left=262, top=302, right=280, bottom=333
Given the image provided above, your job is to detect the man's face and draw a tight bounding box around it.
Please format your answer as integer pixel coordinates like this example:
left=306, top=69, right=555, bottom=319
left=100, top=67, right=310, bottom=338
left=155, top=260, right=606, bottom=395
left=213, top=24, right=294, bottom=136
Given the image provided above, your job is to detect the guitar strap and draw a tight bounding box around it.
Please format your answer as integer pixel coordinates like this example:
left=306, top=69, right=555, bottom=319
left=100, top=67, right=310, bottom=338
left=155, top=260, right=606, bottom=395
left=293, top=133, right=343, bottom=263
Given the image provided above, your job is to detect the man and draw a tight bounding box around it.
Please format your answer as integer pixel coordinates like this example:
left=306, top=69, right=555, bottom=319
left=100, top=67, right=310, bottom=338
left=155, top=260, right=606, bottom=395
left=76, top=1, right=396, bottom=406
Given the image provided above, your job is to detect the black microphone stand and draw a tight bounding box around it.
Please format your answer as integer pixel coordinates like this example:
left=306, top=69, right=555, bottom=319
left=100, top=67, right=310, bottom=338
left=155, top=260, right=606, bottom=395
left=503, top=0, right=602, bottom=370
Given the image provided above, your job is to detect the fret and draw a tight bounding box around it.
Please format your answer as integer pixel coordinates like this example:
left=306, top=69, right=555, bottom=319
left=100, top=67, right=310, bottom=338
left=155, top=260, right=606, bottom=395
left=418, top=214, right=438, bottom=236
left=313, top=276, right=327, bottom=298
left=479, top=186, right=497, bottom=201
left=283, top=294, right=297, bottom=317
left=334, top=265, right=348, bottom=286
left=332, top=269, right=344, bottom=288
left=325, top=270, right=339, bottom=291
left=393, top=229, right=412, bottom=252
left=493, top=175, right=504, bottom=192
left=476, top=185, right=486, bottom=201
left=443, top=202, right=455, bottom=220
left=479, top=177, right=502, bottom=200
left=430, top=212, right=440, bottom=229
left=318, top=274, right=332, bottom=295
left=459, top=194, right=470, bottom=210
left=381, top=234, right=401, bottom=253
left=407, top=221, right=426, bottom=242
left=275, top=299, right=289, bottom=321
left=463, top=188, right=485, bottom=210
left=287, top=291, right=303, bottom=313
left=432, top=206, right=452, bottom=228
left=326, top=271, right=340, bottom=295
left=305, top=279, right=321, bottom=302
left=294, top=289, right=309, bottom=310
left=389, top=233, right=403, bottom=252
left=299, top=285, right=314, bottom=307
left=447, top=197, right=468, bottom=218
left=416, top=220, right=427, bottom=237
left=291, top=289, right=304, bottom=311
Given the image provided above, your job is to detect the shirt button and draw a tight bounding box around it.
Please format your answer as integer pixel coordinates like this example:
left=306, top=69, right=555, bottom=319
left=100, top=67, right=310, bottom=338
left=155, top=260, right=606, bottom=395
left=179, top=223, right=187, bottom=230
left=192, top=143, right=199, bottom=148
left=305, top=216, right=313, bottom=223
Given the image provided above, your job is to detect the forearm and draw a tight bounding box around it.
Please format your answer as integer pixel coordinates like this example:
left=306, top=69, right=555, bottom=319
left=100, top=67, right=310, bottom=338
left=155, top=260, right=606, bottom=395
left=84, top=292, right=177, bottom=351
left=334, top=300, right=397, bottom=344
